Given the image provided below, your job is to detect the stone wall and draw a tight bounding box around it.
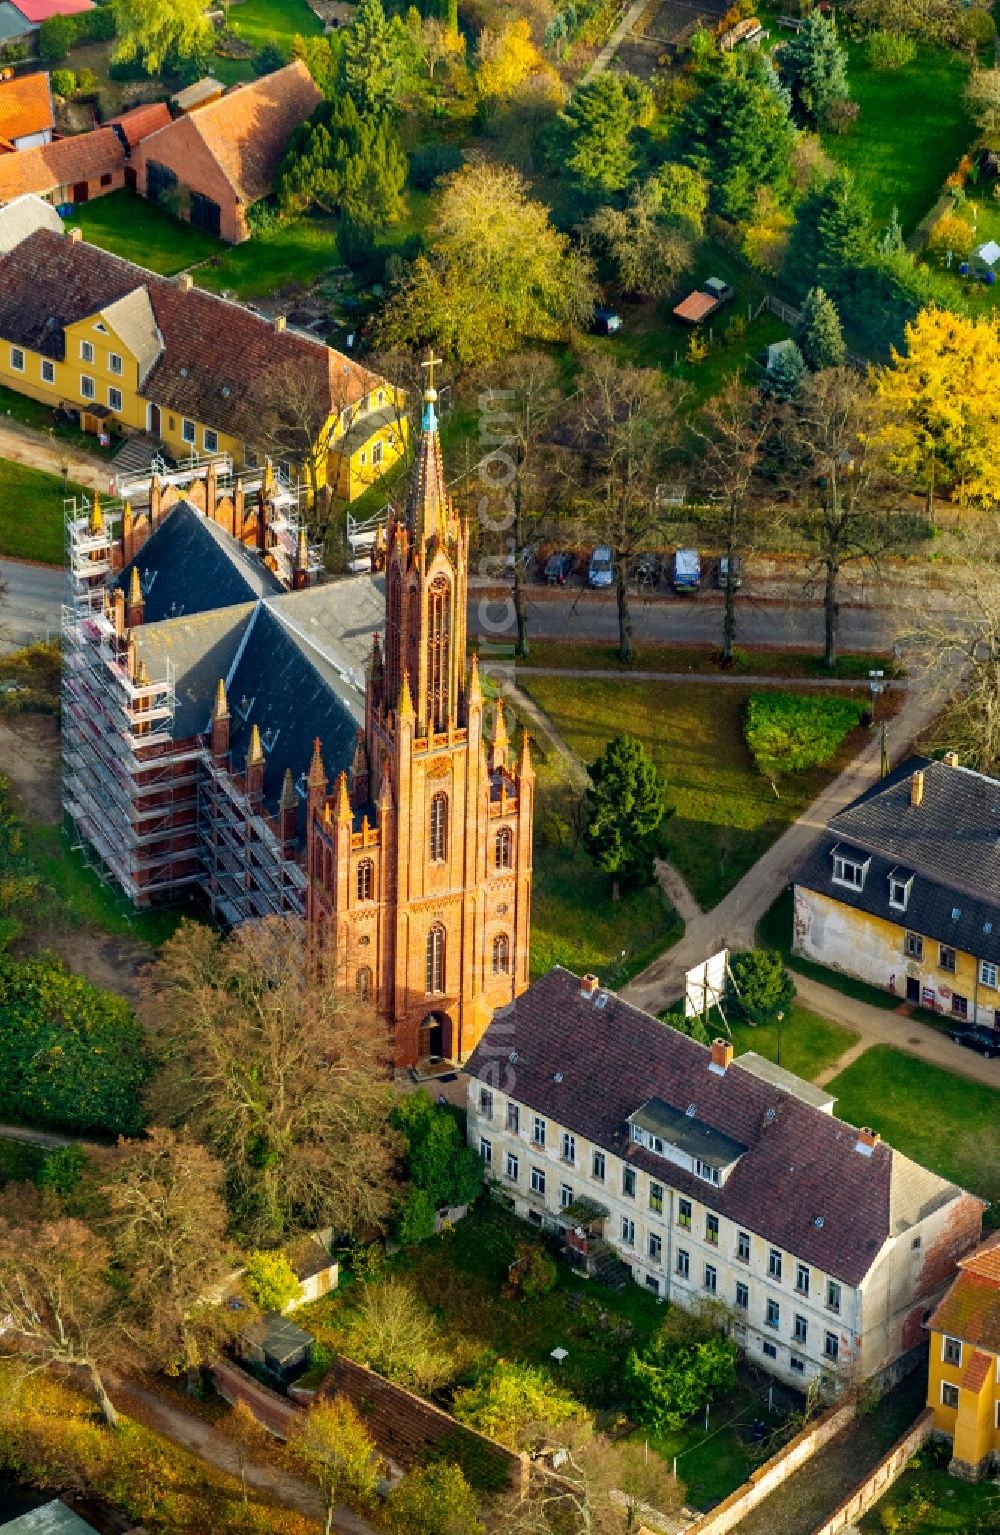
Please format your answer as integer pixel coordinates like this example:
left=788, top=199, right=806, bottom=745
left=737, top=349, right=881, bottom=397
left=809, top=1409, right=934, bottom=1535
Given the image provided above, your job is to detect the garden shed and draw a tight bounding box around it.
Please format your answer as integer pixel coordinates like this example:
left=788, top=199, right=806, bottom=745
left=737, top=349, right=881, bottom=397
left=239, top=1313, right=314, bottom=1382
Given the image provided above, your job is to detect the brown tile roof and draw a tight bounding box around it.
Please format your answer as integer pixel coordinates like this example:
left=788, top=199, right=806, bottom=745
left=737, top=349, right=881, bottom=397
left=673, top=290, right=718, bottom=323
left=466, top=967, right=976, bottom=1287
left=106, top=101, right=171, bottom=150
left=928, top=1270, right=1000, bottom=1355
left=961, top=1349, right=993, bottom=1392
left=961, top=1231, right=1000, bottom=1284
left=0, top=71, right=53, bottom=145
left=0, top=125, right=122, bottom=201
left=141, top=62, right=320, bottom=207
left=0, top=226, right=386, bottom=444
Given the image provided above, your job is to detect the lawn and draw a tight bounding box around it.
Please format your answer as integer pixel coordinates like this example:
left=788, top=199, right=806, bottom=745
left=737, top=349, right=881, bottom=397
left=823, top=43, right=974, bottom=232
left=531, top=841, right=682, bottom=983
left=918, top=187, right=1000, bottom=319
left=860, top=1456, right=1000, bottom=1532
left=726, top=1002, right=858, bottom=1085
left=523, top=676, right=874, bottom=909
left=22, top=819, right=186, bottom=948
left=515, top=640, right=901, bottom=680
left=0, top=459, right=82, bottom=565
left=827, top=1045, right=1000, bottom=1206
left=212, top=0, right=324, bottom=81
left=67, top=193, right=221, bottom=276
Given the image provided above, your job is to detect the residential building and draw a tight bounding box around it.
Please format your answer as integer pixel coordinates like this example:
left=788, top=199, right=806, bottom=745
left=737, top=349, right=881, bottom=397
left=794, top=754, right=1000, bottom=1027
left=466, top=968, right=983, bottom=1393
left=64, top=372, right=531, bottom=1070
left=0, top=197, right=405, bottom=499
left=0, top=124, right=124, bottom=205
left=0, top=70, right=53, bottom=152
left=307, top=375, right=534, bottom=1067
left=926, top=1233, right=1000, bottom=1479
left=0, top=0, right=93, bottom=53
left=131, top=63, right=321, bottom=242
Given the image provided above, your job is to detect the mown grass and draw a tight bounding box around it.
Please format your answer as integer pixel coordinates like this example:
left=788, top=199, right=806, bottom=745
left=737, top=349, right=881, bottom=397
left=515, top=640, right=901, bottom=680
left=524, top=676, right=873, bottom=910
left=531, top=841, right=682, bottom=983
left=67, top=193, right=221, bottom=276
left=827, top=1045, right=1000, bottom=1206
left=860, top=1457, right=1000, bottom=1532
left=726, top=1002, right=858, bottom=1085
left=823, top=43, right=974, bottom=232
left=0, top=459, right=82, bottom=565
left=22, top=820, right=186, bottom=948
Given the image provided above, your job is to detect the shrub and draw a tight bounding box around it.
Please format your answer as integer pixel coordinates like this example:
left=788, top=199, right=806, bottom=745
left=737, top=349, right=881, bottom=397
left=75, top=66, right=98, bottom=93
left=926, top=210, right=973, bottom=260
left=243, top=1249, right=302, bottom=1313
left=744, top=691, right=865, bottom=784
left=626, top=1309, right=738, bottom=1433
left=824, top=98, right=859, bottom=134
left=453, top=1360, right=583, bottom=1448
left=50, top=68, right=77, bottom=97
left=246, top=196, right=282, bottom=236
left=865, top=31, right=915, bottom=70
left=954, top=7, right=995, bottom=48
left=0, top=955, right=148, bottom=1136
left=38, top=12, right=74, bottom=60
left=729, top=949, right=796, bottom=1025
left=506, top=1239, right=558, bottom=1299
left=36, top=1142, right=88, bottom=1197
left=253, top=39, right=288, bottom=74
left=397, top=1186, right=438, bottom=1246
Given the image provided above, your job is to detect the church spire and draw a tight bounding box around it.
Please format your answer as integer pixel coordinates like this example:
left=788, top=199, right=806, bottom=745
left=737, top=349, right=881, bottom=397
left=405, top=351, right=449, bottom=547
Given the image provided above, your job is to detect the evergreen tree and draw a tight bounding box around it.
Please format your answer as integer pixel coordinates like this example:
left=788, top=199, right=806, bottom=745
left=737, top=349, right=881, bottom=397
left=777, top=11, right=850, bottom=127
left=277, top=96, right=407, bottom=228
left=795, top=286, right=847, bottom=370
left=764, top=341, right=806, bottom=400
left=878, top=205, right=905, bottom=256
left=343, top=0, right=406, bottom=115
left=681, top=49, right=796, bottom=222
left=583, top=733, right=668, bottom=889
left=785, top=169, right=873, bottom=305
left=558, top=71, right=652, bottom=197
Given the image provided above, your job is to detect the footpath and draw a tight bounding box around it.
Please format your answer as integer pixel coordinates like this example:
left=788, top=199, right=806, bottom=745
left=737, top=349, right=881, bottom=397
left=0, top=418, right=108, bottom=494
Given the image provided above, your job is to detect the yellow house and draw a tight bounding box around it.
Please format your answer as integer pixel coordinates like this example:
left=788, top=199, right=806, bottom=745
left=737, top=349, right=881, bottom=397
left=0, top=197, right=406, bottom=502
left=794, top=754, right=1000, bottom=1030
left=926, top=1234, right=1000, bottom=1479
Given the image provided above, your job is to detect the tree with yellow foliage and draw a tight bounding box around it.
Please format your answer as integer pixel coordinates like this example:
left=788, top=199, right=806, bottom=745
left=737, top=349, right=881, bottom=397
left=873, top=306, right=1000, bottom=513
left=475, top=18, right=547, bottom=114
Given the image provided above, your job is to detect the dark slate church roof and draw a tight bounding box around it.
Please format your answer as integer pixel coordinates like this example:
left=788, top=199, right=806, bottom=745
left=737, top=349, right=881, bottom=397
left=795, top=756, right=1000, bottom=965
left=114, top=500, right=283, bottom=623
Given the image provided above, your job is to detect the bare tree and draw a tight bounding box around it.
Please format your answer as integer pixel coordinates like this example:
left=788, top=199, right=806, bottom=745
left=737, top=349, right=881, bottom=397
left=498, top=1423, right=682, bottom=1534
left=142, top=916, right=402, bottom=1246
left=782, top=368, right=902, bottom=671
left=569, top=358, right=683, bottom=663
left=691, top=379, right=776, bottom=666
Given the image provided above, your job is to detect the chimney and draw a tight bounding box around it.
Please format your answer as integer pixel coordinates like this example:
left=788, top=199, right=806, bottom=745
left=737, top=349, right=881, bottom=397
left=273, top=315, right=287, bottom=333
left=709, top=1038, right=734, bottom=1074
left=910, top=770, right=924, bottom=808
left=856, top=1126, right=881, bottom=1156
left=177, top=273, right=193, bottom=291
left=580, top=973, right=599, bottom=998
left=943, top=751, right=960, bottom=768
left=68, top=227, right=83, bottom=244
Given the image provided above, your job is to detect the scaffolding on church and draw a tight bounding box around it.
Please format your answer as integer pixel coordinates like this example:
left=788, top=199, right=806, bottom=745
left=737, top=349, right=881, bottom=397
left=198, top=761, right=307, bottom=926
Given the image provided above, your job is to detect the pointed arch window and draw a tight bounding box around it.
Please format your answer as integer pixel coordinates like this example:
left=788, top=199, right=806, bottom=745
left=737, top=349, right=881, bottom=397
left=495, top=826, right=513, bottom=870
left=387, top=567, right=402, bottom=707
left=357, top=859, right=374, bottom=901
left=429, top=793, right=448, bottom=863
left=492, top=933, right=510, bottom=975
left=426, top=925, right=446, bottom=995
left=427, top=574, right=451, bottom=732
left=356, top=966, right=372, bottom=1001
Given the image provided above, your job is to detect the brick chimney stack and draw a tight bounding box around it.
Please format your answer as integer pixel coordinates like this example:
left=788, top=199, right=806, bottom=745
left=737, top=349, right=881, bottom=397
left=580, top=973, right=599, bottom=998
left=910, top=770, right=925, bottom=807
left=709, top=1038, right=734, bottom=1073
left=943, top=752, right=960, bottom=768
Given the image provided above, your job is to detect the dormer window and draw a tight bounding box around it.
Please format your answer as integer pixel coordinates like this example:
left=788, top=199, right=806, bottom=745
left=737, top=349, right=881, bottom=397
left=888, top=871, right=913, bottom=911
left=696, top=1158, right=721, bottom=1186
left=832, top=850, right=868, bottom=890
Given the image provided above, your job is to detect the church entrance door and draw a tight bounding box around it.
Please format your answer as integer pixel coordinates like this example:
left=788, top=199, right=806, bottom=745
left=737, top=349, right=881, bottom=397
left=418, top=1012, right=452, bottom=1063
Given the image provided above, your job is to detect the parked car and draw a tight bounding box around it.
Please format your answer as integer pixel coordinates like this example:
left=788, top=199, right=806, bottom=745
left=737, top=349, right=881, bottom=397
left=672, top=548, right=701, bottom=593
left=634, top=551, right=662, bottom=588
left=503, top=545, right=535, bottom=580
left=588, top=545, right=614, bottom=589
left=715, top=554, right=742, bottom=589
left=949, top=1023, right=999, bottom=1058
left=544, top=551, right=574, bottom=585
left=591, top=305, right=623, bottom=335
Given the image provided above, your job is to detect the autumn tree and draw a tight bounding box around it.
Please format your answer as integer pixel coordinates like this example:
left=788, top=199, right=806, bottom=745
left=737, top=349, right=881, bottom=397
left=965, top=67, right=1000, bottom=137
left=873, top=305, right=1000, bottom=513
left=243, top=1249, right=303, bottom=1313
left=452, top=1359, right=583, bottom=1448
left=558, top=71, right=653, bottom=197
left=111, top=0, right=212, bottom=73
left=384, top=1463, right=484, bottom=1535
left=691, top=379, right=775, bottom=665
left=142, top=916, right=400, bottom=1245
left=0, top=1205, right=132, bottom=1427
left=475, top=17, right=545, bottom=113
left=568, top=357, right=681, bottom=661
left=287, top=1397, right=384, bottom=1535
left=497, top=1423, right=681, bottom=1534
left=377, top=161, right=595, bottom=364
left=100, top=1128, right=235, bottom=1386
left=782, top=368, right=900, bottom=669
left=352, top=1278, right=452, bottom=1391
left=587, top=180, right=693, bottom=298
left=584, top=733, right=669, bottom=893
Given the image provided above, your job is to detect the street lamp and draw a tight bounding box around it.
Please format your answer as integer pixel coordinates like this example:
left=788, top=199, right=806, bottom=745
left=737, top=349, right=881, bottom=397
left=775, top=1010, right=784, bottom=1067
left=868, top=669, right=884, bottom=726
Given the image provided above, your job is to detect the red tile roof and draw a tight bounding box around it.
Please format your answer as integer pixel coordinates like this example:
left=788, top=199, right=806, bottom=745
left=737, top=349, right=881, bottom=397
left=466, top=968, right=976, bottom=1287
left=0, top=72, right=53, bottom=146
left=0, top=125, right=122, bottom=201
left=927, top=1270, right=1000, bottom=1355
left=139, top=62, right=320, bottom=207
left=0, top=225, right=388, bottom=447
left=11, top=0, right=93, bottom=19
left=961, top=1349, right=993, bottom=1393
left=961, top=1231, right=1000, bottom=1284
left=107, top=101, right=171, bottom=150
left=673, top=290, right=718, bottom=323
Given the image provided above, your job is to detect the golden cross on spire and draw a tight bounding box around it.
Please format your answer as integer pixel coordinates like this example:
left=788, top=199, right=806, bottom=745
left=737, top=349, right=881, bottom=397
left=421, top=351, right=443, bottom=396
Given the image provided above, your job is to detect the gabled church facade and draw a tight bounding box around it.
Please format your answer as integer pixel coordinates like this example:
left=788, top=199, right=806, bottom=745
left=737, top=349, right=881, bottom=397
left=306, top=377, right=534, bottom=1067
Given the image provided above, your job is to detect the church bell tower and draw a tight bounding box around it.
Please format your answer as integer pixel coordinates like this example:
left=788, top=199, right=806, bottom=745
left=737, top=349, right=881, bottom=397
left=307, top=360, right=534, bottom=1067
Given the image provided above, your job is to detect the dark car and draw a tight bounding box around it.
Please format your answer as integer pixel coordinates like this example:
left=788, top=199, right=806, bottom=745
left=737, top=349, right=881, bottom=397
left=544, top=551, right=573, bottom=585
left=950, top=1023, right=1000, bottom=1058
left=715, top=554, right=743, bottom=589
left=634, top=552, right=662, bottom=588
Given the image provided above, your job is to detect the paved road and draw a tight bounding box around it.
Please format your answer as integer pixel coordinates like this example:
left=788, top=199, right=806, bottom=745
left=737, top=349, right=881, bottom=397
left=0, top=559, right=63, bottom=651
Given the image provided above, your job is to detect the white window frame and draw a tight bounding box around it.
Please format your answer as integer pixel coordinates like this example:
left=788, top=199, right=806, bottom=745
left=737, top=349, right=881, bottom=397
left=479, top=1088, right=493, bottom=1120
left=762, top=1340, right=778, bottom=1360
left=981, top=960, right=998, bottom=989
left=904, top=931, right=923, bottom=960
left=561, top=1132, right=575, bottom=1164
left=888, top=875, right=912, bottom=911
left=181, top=418, right=196, bottom=446
left=505, top=1151, right=518, bottom=1181
left=941, top=1381, right=959, bottom=1409
left=622, top=1166, right=636, bottom=1199
left=676, top=1247, right=690, bottom=1279
left=79, top=375, right=95, bottom=401
left=824, top=1331, right=839, bottom=1362
left=704, top=1263, right=717, bottom=1294
left=40, top=359, right=55, bottom=385
left=943, top=1335, right=962, bottom=1367
left=108, top=386, right=123, bottom=413
left=506, top=1103, right=519, bottom=1133
left=592, top=1149, right=605, bottom=1181
left=79, top=340, right=94, bottom=364
left=827, top=1280, right=842, bottom=1313
left=706, top=1213, right=719, bottom=1246
left=832, top=853, right=868, bottom=890
left=737, top=1230, right=751, bottom=1263
left=479, top=1137, right=492, bottom=1165
left=794, top=1313, right=808, bottom=1344
left=531, top=1115, right=546, bottom=1148
left=696, top=1158, right=721, bottom=1186
left=795, top=1263, right=810, bottom=1296
left=530, top=1165, right=545, bottom=1196
left=648, top=1233, right=662, bottom=1263
left=108, top=351, right=123, bottom=376
left=735, top=1280, right=749, bottom=1310
left=678, top=1198, right=692, bottom=1230
left=560, top=1182, right=573, bottom=1209
left=768, top=1248, right=783, bottom=1281
left=204, top=428, right=219, bottom=454
left=372, top=439, right=383, bottom=466
left=621, top=1216, right=635, bottom=1247
left=766, top=1298, right=780, bottom=1330
left=790, top=1354, right=805, bottom=1374
left=9, top=346, right=24, bottom=372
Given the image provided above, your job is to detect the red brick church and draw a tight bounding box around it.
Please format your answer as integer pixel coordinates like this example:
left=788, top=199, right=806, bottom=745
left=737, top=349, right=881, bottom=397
left=306, top=375, right=534, bottom=1067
